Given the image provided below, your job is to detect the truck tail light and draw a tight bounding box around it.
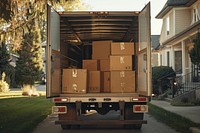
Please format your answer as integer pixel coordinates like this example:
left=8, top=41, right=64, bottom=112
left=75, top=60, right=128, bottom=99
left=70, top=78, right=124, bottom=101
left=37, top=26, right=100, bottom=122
left=133, top=105, right=148, bottom=113
left=132, top=97, right=147, bottom=102
left=52, top=106, right=67, bottom=114
left=138, top=97, right=147, bottom=102
left=53, top=98, right=68, bottom=102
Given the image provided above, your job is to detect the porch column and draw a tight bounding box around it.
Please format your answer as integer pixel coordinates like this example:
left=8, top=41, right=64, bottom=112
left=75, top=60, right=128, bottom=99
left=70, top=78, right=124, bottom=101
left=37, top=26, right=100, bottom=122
left=170, top=46, right=175, bottom=70
left=182, top=41, right=186, bottom=76
left=158, top=53, right=161, bottom=66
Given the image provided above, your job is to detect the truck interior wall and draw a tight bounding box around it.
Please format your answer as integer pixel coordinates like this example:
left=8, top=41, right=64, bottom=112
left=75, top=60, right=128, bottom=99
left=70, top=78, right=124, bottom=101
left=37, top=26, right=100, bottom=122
left=60, top=41, right=83, bottom=69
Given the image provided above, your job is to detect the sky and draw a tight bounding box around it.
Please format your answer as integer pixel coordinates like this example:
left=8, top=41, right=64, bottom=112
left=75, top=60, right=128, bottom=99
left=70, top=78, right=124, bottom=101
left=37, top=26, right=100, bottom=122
left=82, top=0, right=168, bottom=35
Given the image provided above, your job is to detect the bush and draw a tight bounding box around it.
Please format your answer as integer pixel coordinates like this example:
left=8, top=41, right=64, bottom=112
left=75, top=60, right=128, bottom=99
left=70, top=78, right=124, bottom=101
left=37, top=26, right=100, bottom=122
left=152, top=66, right=176, bottom=95
left=0, top=72, right=10, bottom=93
left=21, top=85, right=39, bottom=96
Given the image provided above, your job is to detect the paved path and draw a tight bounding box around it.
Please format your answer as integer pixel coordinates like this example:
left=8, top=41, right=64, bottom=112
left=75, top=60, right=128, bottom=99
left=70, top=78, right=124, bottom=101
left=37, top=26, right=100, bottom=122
left=150, top=100, right=200, bottom=124
left=33, top=113, right=178, bottom=133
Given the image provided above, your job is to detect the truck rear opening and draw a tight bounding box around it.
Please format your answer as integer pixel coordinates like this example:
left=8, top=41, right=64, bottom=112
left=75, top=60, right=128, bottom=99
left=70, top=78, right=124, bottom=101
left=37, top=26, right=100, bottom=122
left=46, top=2, right=151, bottom=130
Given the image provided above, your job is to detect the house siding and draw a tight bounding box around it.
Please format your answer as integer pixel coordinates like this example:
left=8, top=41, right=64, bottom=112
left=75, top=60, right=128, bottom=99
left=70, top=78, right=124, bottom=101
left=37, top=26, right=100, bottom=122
left=175, top=9, right=191, bottom=34
left=159, top=11, right=174, bottom=44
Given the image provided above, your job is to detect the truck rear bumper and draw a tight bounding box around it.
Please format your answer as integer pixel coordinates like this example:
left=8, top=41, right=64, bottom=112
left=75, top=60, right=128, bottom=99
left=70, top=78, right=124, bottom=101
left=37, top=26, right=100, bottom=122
left=55, top=119, right=147, bottom=125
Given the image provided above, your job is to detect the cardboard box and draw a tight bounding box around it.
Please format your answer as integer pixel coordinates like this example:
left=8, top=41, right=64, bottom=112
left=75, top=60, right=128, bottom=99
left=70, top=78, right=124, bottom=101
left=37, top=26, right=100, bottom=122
left=100, top=59, right=110, bottom=71
left=111, top=42, right=134, bottom=55
left=88, top=71, right=101, bottom=93
left=102, top=72, right=110, bottom=93
left=92, top=40, right=112, bottom=59
left=110, top=71, right=135, bottom=93
left=62, top=69, right=87, bottom=93
left=82, top=60, right=99, bottom=71
left=110, top=55, right=132, bottom=71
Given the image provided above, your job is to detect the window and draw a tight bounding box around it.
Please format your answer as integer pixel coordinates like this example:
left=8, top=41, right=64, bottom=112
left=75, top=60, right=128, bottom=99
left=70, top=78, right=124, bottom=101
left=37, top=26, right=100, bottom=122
left=167, top=51, right=170, bottom=66
left=166, top=17, right=170, bottom=35
left=193, top=8, right=199, bottom=23
left=175, top=51, right=182, bottom=74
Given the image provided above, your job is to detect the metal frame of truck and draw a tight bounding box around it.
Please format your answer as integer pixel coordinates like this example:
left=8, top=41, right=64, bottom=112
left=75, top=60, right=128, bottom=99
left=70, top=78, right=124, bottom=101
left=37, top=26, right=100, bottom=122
left=46, top=2, right=151, bottom=129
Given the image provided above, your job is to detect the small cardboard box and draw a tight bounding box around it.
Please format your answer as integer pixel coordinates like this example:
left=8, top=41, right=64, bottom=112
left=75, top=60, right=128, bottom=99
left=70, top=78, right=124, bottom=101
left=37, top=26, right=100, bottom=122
left=92, top=40, right=112, bottom=59
left=110, top=55, right=132, bottom=71
left=111, top=42, right=134, bottom=55
left=88, top=71, right=101, bottom=93
left=82, top=60, right=99, bottom=71
left=110, top=71, right=135, bottom=93
left=62, top=69, right=87, bottom=93
left=100, top=59, right=110, bottom=71
left=102, top=72, right=110, bottom=93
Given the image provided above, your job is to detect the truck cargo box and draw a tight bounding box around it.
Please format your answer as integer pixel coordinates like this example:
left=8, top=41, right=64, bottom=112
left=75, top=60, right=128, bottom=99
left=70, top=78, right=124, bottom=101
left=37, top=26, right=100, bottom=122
left=46, top=2, right=151, bottom=129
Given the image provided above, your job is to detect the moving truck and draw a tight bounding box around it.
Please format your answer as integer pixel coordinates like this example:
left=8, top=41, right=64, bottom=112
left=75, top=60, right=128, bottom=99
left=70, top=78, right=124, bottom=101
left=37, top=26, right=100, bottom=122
left=46, top=2, right=151, bottom=129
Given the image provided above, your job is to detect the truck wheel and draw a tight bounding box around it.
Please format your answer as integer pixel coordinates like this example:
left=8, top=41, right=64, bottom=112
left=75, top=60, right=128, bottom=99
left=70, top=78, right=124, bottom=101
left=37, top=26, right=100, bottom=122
left=61, top=125, right=71, bottom=130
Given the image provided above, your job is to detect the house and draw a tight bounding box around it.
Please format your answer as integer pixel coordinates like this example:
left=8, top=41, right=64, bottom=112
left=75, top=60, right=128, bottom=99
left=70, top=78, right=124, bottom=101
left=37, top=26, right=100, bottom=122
left=156, top=0, right=200, bottom=80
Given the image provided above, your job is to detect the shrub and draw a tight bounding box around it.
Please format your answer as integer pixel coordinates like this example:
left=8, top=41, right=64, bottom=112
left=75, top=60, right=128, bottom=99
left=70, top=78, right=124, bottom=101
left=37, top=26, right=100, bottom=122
left=0, top=72, right=10, bottom=93
left=21, top=85, right=39, bottom=96
left=152, top=66, right=176, bottom=95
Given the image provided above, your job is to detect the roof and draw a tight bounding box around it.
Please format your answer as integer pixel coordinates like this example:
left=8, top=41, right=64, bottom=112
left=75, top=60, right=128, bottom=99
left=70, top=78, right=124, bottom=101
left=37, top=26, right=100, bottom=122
left=156, top=0, right=197, bottom=18
left=59, top=12, right=140, bottom=43
left=151, top=35, right=160, bottom=49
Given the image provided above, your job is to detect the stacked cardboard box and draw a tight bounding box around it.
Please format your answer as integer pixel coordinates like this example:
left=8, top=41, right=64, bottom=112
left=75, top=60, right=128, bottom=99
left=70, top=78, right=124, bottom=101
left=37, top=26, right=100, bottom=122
left=110, top=42, right=135, bottom=93
left=62, top=41, right=135, bottom=94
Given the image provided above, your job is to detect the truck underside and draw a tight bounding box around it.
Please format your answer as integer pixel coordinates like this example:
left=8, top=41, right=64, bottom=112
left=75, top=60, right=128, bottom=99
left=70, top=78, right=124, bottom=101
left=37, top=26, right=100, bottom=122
left=46, top=3, right=151, bottom=130
left=53, top=94, right=148, bottom=129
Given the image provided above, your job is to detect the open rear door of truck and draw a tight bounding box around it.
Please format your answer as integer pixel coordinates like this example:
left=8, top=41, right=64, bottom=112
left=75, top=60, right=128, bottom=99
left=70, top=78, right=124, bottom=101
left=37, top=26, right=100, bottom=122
left=46, top=5, right=61, bottom=98
left=137, top=2, right=152, bottom=97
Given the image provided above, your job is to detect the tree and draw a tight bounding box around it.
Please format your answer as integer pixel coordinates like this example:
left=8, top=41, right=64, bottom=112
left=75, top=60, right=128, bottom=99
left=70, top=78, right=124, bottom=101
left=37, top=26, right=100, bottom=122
left=15, top=2, right=43, bottom=86
left=1, top=0, right=89, bottom=86
left=189, top=31, right=200, bottom=81
left=190, top=31, right=200, bottom=66
left=0, top=42, right=10, bottom=75
left=0, top=42, right=15, bottom=87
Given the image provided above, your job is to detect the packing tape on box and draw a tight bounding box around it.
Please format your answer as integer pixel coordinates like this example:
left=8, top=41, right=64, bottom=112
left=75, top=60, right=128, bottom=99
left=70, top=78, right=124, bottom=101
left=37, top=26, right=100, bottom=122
left=120, top=56, right=125, bottom=64
left=72, top=84, right=78, bottom=92
left=120, top=71, right=125, bottom=77
left=72, top=69, right=78, bottom=77
left=120, top=42, right=125, bottom=50
left=120, top=82, right=125, bottom=87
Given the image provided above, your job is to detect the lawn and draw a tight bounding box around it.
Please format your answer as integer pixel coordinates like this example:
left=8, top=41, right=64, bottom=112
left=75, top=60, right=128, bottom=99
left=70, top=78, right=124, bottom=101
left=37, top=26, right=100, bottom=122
left=0, top=96, right=53, bottom=133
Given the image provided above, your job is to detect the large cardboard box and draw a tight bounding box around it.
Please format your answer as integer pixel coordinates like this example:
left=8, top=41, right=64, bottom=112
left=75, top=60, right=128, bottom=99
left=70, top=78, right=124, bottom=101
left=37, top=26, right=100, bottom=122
left=92, top=40, right=112, bottom=59
left=88, top=71, right=101, bottom=93
left=110, top=71, right=135, bottom=93
left=110, top=55, right=132, bottom=71
left=102, top=72, right=110, bottom=93
left=100, top=59, right=110, bottom=71
left=62, top=69, right=87, bottom=93
left=111, top=42, right=134, bottom=55
left=82, top=60, right=99, bottom=71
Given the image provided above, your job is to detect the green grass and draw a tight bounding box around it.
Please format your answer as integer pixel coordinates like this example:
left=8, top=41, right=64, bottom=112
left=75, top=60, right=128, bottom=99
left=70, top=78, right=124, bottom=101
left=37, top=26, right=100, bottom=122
left=0, top=96, right=53, bottom=133
left=148, top=103, right=200, bottom=133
